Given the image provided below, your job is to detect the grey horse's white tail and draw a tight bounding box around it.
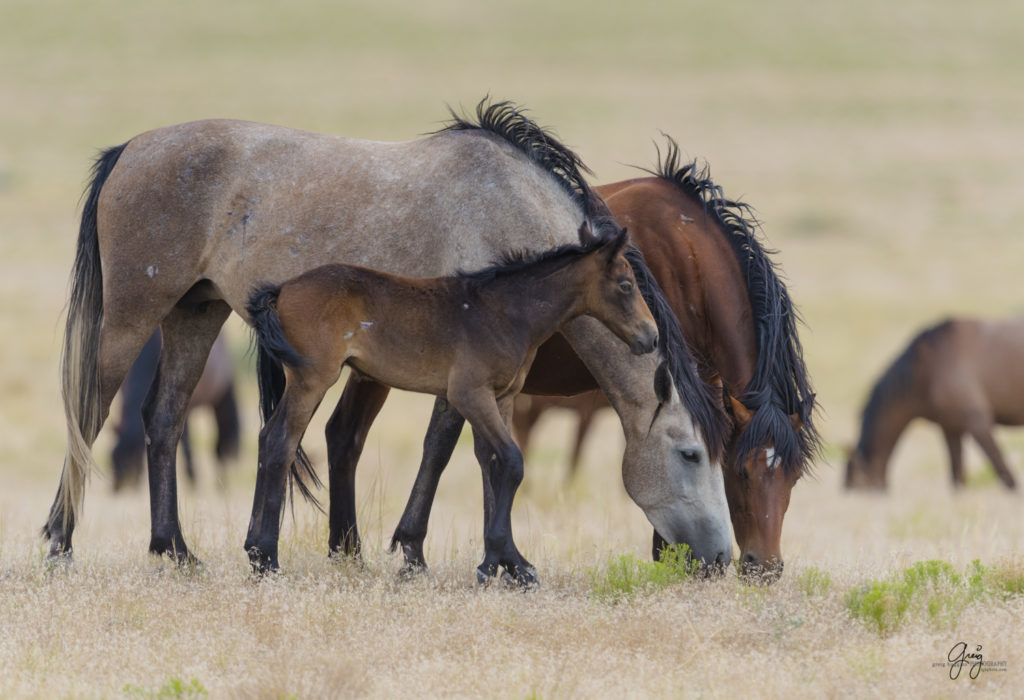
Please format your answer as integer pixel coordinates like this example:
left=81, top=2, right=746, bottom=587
left=43, top=143, right=128, bottom=537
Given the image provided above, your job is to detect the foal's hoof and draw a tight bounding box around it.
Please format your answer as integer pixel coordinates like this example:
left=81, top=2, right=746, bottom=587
left=501, top=566, right=540, bottom=590
left=177, top=554, right=206, bottom=576
left=477, top=563, right=540, bottom=590
left=397, top=561, right=429, bottom=582
left=247, top=548, right=280, bottom=578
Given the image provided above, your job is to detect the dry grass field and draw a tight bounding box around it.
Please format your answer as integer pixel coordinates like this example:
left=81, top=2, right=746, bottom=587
left=2, top=0, right=1023, bottom=697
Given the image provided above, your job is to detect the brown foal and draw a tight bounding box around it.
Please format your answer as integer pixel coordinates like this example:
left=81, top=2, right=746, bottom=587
left=246, top=228, right=657, bottom=583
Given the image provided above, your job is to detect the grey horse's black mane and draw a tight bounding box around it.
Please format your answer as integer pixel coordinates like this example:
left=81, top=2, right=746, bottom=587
left=435, top=98, right=620, bottom=238
left=645, top=135, right=821, bottom=476
left=440, top=101, right=731, bottom=460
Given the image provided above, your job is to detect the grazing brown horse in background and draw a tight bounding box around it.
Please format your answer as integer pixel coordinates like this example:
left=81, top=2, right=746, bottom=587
left=328, top=138, right=818, bottom=581
left=111, top=330, right=240, bottom=490
left=845, top=316, right=1023, bottom=490
left=46, top=98, right=732, bottom=573
left=247, top=229, right=657, bottom=581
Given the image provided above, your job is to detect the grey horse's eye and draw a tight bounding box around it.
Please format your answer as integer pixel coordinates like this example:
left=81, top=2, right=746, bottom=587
left=680, top=448, right=701, bottom=464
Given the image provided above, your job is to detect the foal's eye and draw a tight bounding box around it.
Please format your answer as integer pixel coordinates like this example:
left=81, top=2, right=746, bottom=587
left=680, top=448, right=701, bottom=464
left=619, top=280, right=633, bottom=293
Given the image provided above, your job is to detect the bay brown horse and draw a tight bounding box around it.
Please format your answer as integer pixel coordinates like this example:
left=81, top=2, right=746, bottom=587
left=247, top=230, right=657, bottom=580
left=45, top=100, right=732, bottom=569
left=845, top=316, right=1023, bottom=490
left=111, top=330, right=239, bottom=490
left=323, top=139, right=817, bottom=581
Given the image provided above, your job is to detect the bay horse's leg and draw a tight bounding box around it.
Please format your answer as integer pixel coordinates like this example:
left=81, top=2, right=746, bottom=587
left=324, top=374, right=391, bottom=557
left=967, top=425, right=1017, bottom=490
left=246, top=372, right=337, bottom=574
left=942, top=428, right=965, bottom=488
left=391, top=397, right=466, bottom=572
left=143, top=301, right=231, bottom=564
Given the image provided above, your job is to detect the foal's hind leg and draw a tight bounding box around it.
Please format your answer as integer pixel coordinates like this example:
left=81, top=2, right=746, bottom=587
left=967, top=425, right=1017, bottom=490
left=247, top=370, right=338, bottom=574
left=143, top=301, right=231, bottom=564
left=324, top=374, right=390, bottom=558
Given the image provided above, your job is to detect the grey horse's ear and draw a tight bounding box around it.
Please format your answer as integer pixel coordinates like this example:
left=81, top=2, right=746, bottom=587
left=654, top=360, right=672, bottom=404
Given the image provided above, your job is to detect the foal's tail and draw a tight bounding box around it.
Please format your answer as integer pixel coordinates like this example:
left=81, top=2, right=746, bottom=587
left=45, top=143, right=128, bottom=537
left=247, top=286, right=324, bottom=508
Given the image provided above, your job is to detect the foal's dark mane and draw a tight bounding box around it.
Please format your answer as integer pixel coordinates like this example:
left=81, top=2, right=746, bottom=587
left=646, top=136, right=821, bottom=476
left=856, top=321, right=948, bottom=457
left=457, top=235, right=611, bottom=285
left=441, top=101, right=731, bottom=460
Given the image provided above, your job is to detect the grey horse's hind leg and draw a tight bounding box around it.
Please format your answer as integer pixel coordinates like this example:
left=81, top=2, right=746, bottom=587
left=44, top=318, right=159, bottom=562
left=143, top=301, right=231, bottom=565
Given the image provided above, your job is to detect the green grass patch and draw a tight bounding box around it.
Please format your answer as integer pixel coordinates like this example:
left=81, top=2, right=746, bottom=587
left=588, top=544, right=698, bottom=600
left=797, top=566, right=833, bottom=597
left=845, top=559, right=1024, bottom=636
left=122, top=677, right=207, bottom=698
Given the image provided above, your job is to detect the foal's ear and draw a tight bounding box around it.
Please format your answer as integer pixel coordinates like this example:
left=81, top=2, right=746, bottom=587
left=654, top=360, right=673, bottom=404
left=577, top=219, right=597, bottom=244
left=599, top=226, right=630, bottom=263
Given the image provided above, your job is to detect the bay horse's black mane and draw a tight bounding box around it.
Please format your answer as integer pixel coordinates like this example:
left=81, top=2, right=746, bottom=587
left=441, top=101, right=730, bottom=461
left=646, top=136, right=821, bottom=476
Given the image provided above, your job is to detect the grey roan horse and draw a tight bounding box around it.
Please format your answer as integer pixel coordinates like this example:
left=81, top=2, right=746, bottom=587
left=45, top=99, right=732, bottom=577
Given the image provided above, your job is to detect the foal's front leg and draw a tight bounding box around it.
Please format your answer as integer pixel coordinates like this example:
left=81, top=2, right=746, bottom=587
left=450, top=386, right=537, bottom=587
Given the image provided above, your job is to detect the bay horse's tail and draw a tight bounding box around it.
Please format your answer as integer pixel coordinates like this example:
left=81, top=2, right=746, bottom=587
left=46, top=143, right=128, bottom=536
left=247, top=286, right=324, bottom=508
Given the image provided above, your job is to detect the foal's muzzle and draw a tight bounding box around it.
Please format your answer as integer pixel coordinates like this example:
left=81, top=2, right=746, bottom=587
left=631, top=325, right=658, bottom=355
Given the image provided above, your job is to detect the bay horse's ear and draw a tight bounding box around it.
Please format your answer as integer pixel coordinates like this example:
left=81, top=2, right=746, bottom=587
left=788, top=412, right=803, bottom=432
left=728, top=395, right=754, bottom=427
left=577, top=219, right=597, bottom=244
left=654, top=360, right=672, bottom=404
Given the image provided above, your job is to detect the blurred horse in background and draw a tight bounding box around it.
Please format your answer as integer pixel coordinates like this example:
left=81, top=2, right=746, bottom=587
left=111, top=330, right=240, bottom=491
left=845, top=316, right=1023, bottom=491
left=387, top=138, right=819, bottom=582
